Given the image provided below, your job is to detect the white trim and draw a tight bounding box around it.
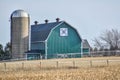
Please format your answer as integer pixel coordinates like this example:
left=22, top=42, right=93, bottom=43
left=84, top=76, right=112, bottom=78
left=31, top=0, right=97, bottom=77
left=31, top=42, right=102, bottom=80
left=45, top=40, right=47, bottom=59
left=81, top=39, right=83, bottom=57
left=89, top=48, right=90, bottom=55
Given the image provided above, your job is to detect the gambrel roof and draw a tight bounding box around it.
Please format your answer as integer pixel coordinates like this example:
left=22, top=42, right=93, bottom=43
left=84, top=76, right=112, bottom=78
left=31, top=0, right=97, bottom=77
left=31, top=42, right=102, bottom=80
left=31, top=21, right=62, bottom=42
left=31, top=21, right=82, bottom=43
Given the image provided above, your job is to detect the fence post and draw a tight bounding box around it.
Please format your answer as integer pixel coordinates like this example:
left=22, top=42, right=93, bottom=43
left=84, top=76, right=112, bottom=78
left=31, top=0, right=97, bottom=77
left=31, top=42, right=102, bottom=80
left=4, top=63, right=6, bottom=70
left=90, top=60, right=92, bottom=67
left=107, top=59, right=109, bottom=66
left=56, top=61, right=58, bottom=68
left=22, top=62, right=24, bottom=70
left=73, top=61, right=75, bottom=68
left=40, top=62, right=41, bottom=68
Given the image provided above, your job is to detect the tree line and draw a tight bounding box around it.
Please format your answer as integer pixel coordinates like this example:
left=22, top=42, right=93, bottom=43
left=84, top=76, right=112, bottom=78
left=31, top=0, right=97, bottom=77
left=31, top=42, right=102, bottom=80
left=0, top=42, right=11, bottom=60
left=94, top=29, right=120, bottom=51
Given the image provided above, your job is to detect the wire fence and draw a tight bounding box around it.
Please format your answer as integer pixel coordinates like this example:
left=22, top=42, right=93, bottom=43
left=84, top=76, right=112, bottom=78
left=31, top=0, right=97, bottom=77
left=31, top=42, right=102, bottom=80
left=1, top=50, right=120, bottom=61
left=86, top=50, right=120, bottom=57
left=27, top=50, right=120, bottom=59
left=0, top=58, right=120, bottom=71
left=29, top=50, right=120, bottom=59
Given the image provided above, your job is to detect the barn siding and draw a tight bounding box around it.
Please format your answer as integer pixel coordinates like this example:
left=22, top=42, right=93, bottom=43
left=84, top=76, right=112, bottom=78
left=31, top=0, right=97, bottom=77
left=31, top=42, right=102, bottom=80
left=31, top=42, right=45, bottom=50
left=47, top=22, right=82, bottom=58
left=83, top=48, right=90, bottom=55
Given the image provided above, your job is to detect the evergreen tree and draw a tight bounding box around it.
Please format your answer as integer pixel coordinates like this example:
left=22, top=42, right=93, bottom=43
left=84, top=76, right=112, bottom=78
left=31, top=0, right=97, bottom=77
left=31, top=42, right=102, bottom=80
left=0, top=44, right=4, bottom=60
left=4, top=42, right=12, bottom=59
left=0, top=43, right=11, bottom=60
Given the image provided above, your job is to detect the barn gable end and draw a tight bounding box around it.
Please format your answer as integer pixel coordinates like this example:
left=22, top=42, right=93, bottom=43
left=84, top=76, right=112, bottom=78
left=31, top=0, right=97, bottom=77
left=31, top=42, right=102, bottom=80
left=46, top=22, right=82, bottom=58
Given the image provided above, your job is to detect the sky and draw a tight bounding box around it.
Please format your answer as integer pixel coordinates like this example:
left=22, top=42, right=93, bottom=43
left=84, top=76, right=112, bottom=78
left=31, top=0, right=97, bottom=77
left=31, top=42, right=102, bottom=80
left=0, top=0, right=120, bottom=47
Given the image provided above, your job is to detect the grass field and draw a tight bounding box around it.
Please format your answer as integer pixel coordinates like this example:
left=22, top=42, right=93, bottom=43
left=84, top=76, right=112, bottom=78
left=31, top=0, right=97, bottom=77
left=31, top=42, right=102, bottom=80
left=0, top=57, right=120, bottom=80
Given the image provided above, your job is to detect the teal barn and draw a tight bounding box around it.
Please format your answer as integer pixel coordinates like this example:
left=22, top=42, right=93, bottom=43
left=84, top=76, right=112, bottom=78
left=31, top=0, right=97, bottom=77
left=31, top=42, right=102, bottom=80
left=27, top=19, right=90, bottom=59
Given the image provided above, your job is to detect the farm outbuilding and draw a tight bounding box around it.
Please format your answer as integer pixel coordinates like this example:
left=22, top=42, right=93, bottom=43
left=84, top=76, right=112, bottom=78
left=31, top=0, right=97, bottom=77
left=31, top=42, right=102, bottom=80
left=27, top=19, right=87, bottom=59
left=10, top=10, right=29, bottom=59
left=10, top=9, right=90, bottom=60
left=82, top=39, right=91, bottom=55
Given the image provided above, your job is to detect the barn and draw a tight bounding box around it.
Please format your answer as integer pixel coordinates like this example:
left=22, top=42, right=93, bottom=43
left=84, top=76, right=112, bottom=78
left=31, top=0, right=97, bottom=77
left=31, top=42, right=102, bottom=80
left=27, top=19, right=90, bottom=59
left=82, top=39, right=91, bottom=55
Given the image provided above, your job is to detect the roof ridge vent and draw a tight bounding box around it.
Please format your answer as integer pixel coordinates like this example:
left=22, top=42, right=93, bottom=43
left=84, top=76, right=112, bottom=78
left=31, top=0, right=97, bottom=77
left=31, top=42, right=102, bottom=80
left=34, top=21, right=38, bottom=25
left=56, top=18, right=60, bottom=22
left=45, top=19, right=48, bottom=24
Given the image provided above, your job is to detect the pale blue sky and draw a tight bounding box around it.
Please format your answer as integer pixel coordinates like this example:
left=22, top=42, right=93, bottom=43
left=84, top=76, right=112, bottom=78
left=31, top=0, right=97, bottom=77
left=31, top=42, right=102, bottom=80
left=0, top=0, right=120, bottom=47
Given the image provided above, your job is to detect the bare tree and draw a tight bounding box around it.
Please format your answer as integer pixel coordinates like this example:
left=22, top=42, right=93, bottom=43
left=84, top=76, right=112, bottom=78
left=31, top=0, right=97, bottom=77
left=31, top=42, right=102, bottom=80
left=94, top=29, right=120, bottom=50
left=93, top=38, right=103, bottom=49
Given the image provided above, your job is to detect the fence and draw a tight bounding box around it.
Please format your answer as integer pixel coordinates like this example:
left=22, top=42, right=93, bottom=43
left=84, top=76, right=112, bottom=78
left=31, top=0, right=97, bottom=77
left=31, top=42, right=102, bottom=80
left=28, top=50, right=120, bottom=59
left=0, top=58, right=120, bottom=71
left=87, top=50, right=120, bottom=57
left=1, top=50, right=120, bottom=61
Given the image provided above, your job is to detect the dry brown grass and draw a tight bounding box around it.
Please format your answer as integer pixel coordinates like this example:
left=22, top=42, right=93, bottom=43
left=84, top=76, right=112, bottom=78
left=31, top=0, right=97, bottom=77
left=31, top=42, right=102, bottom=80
left=0, top=57, right=120, bottom=80
left=0, top=65, right=120, bottom=80
left=0, top=56, right=120, bottom=71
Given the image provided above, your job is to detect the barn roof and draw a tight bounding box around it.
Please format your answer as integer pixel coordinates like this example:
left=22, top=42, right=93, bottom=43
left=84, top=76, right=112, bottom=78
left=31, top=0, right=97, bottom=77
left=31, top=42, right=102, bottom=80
left=31, top=21, right=82, bottom=43
left=83, top=39, right=91, bottom=48
left=31, top=21, right=62, bottom=42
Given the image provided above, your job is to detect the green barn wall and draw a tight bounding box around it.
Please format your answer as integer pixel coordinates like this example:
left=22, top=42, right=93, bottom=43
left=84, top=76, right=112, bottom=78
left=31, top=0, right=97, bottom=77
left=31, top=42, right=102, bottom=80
left=28, top=42, right=45, bottom=59
left=47, top=23, right=82, bottom=58
left=31, top=42, right=45, bottom=50
left=83, top=48, right=90, bottom=55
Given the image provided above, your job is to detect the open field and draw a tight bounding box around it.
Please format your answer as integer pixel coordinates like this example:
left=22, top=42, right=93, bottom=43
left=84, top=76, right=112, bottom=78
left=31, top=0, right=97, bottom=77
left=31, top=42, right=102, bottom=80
left=0, top=65, right=120, bottom=80
left=0, top=57, right=120, bottom=80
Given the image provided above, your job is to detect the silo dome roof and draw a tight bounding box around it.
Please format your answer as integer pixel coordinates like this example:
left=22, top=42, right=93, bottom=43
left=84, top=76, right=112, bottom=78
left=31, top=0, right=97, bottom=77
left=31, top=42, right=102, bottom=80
left=11, top=9, right=29, bottom=18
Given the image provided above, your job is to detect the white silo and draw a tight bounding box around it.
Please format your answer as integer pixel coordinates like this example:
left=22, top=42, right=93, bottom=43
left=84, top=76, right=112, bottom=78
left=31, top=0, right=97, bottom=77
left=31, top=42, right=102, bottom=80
left=10, top=9, right=30, bottom=59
